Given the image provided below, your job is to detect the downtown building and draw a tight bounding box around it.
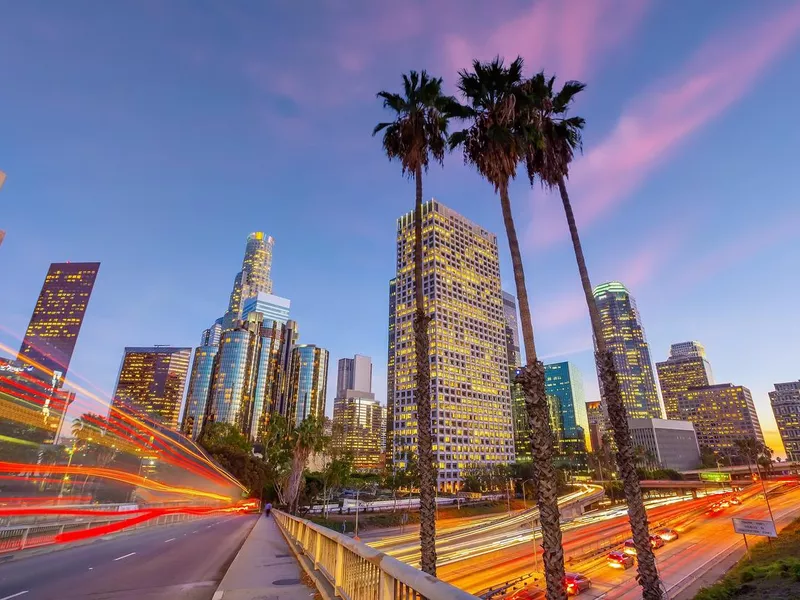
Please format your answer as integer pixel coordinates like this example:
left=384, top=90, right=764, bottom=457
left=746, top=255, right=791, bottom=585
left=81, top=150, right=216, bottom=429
left=332, top=355, right=386, bottom=472
left=387, top=200, right=514, bottom=491
left=546, top=361, right=590, bottom=467
left=112, top=346, right=192, bottom=430
left=656, top=341, right=714, bottom=420
left=286, top=344, right=329, bottom=426
left=769, top=380, right=800, bottom=462
left=593, top=281, right=664, bottom=419
left=627, top=418, right=700, bottom=471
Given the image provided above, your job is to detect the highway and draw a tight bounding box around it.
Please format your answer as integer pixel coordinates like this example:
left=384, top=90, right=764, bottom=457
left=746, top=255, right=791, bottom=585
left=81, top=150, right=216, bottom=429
left=0, top=514, right=256, bottom=600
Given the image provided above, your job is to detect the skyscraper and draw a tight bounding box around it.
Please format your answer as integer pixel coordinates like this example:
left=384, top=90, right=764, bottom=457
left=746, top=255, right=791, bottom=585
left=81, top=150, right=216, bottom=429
left=656, top=342, right=714, bottom=420
left=18, top=262, right=100, bottom=382
left=224, top=232, right=275, bottom=327
left=112, top=346, right=192, bottom=430
left=502, top=291, right=522, bottom=368
left=241, top=292, right=290, bottom=324
left=676, top=383, right=764, bottom=454
left=593, top=281, right=663, bottom=419
left=769, top=381, right=800, bottom=462
left=585, top=401, right=605, bottom=452
left=181, top=345, right=219, bottom=439
left=200, top=318, right=224, bottom=347
left=389, top=200, right=514, bottom=490
left=545, top=361, right=589, bottom=460
left=287, top=344, right=329, bottom=426
left=337, top=355, right=373, bottom=397
left=386, top=278, right=397, bottom=455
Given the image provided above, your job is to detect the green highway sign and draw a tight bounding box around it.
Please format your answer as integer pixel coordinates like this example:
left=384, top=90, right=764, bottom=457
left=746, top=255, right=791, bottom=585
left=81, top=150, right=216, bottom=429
left=700, top=471, right=732, bottom=482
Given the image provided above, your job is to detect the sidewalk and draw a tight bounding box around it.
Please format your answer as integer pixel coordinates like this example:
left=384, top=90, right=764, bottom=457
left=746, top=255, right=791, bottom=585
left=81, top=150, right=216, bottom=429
left=213, top=515, right=316, bottom=600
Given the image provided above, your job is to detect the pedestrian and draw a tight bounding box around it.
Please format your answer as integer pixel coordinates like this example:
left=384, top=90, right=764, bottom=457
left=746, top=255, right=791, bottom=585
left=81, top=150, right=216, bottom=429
left=265, top=501, right=272, bottom=516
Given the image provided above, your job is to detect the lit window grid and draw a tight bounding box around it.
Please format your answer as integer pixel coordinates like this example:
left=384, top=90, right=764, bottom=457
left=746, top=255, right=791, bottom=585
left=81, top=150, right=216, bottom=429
left=288, top=345, right=329, bottom=426
left=769, top=383, right=800, bottom=462
left=332, top=395, right=387, bottom=472
left=390, top=202, right=515, bottom=490
left=182, top=346, right=219, bottom=439
left=656, top=357, right=711, bottom=420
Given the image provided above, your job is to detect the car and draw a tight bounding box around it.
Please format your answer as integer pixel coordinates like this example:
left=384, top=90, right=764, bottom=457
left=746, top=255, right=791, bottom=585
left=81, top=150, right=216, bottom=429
left=719, top=499, right=731, bottom=508
left=623, top=537, right=663, bottom=555
left=654, top=527, right=678, bottom=542
left=508, top=586, right=539, bottom=600
left=730, top=496, right=742, bottom=505
left=607, top=550, right=635, bottom=569
left=650, top=535, right=665, bottom=549
left=564, top=572, right=592, bottom=596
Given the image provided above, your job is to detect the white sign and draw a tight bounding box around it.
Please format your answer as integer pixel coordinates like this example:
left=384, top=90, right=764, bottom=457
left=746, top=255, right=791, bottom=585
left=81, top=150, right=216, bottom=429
left=732, top=517, right=777, bottom=538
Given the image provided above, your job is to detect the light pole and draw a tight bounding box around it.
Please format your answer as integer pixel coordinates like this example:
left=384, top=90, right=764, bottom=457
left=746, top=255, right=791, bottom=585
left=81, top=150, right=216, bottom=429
left=58, top=443, right=76, bottom=498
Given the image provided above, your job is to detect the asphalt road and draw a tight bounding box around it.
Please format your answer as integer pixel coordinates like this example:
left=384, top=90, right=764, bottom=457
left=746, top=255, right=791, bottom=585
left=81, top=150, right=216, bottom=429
left=0, top=514, right=258, bottom=600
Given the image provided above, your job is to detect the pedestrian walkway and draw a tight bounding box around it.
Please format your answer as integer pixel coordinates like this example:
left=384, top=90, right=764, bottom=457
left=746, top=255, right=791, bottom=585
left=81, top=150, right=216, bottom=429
left=213, top=515, right=316, bottom=600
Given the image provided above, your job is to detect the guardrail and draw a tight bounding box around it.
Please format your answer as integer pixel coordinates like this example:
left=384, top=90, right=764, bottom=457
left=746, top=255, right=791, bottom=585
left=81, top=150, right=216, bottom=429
left=274, top=509, right=479, bottom=600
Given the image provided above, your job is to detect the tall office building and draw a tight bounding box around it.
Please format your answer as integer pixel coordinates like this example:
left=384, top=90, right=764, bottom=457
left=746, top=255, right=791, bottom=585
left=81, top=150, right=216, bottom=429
left=112, top=346, right=192, bottom=430
left=585, top=401, right=605, bottom=452
left=201, top=318, right=224, bottom=347
left=676, top=383, right=764, bottom=453
left=769, top=381, right=800, bottom=462
left=181, top=345, right=219, bottom=439
left=502, top=291, right=522, bottom=368
left=511, top=366, right=563, bottom=462
left=545, top=362, right=589, bottom=461
left=287, top=344, right=329, bottom=426
left=208, top=314, right=286, bottom=441
left=593, top=281, right=663, bottom=419
left=18, top=262, right=100, bottom=382
left=628, top=418, right=700, bottom=471
left=275, top=320, right=299, bottom=417
left=224, top=232, right=275, bottom=327
left=656, top=341, right=714, bottom=420
left=388, top=200, right=514, bottom=490
left=386, top=278, right=397, bottom=455
left=337, top=355, right=373, bottom=397
left=241, top=292, right=290, bottom=324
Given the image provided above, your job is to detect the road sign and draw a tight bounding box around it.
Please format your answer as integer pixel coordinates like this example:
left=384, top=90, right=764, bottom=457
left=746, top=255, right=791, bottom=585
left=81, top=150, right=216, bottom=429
left=700, top=471, right=732, bottom=482
left=732, top=517, right=777, bottom=538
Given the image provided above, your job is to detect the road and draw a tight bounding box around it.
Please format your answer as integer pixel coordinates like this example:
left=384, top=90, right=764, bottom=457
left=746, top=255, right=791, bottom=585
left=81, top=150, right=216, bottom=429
left=0, top=514, right=257, bottom=600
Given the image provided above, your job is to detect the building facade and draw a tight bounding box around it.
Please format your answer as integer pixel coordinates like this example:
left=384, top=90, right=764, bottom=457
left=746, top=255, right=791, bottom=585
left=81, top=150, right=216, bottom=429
left=656, top=341, right=714, bottom=420
left=181, top=345, right=218, bottom=439
left=18, top=262, right=100, bottom=382
left=332, top=394, right=386, bottom=472
left=201, top=318, right=224, bottom=347
left=388, top=200, right=514, bottom=491
left=241, top=292, right=291, bottom=324
left=337, top=355, right=373, bottom=397
left=676, top=383, right=764, bottom=453
left=545, top=361, right=589, bottom=462
left=585, top=400, right=605, bottom=452
left=287, top=344, right=329, bottom=426
left=223, top=232, right=275, bottom=327
left=386, top=278, right=397, bottom=455
left=628, top=418, right=701, bottom=471
left=112, top=346, right=192, bottom=430
left=769, top=381, right=800, bottom=462
left=593, top=281, right=663, bottom=419
left=502, top=291, right=522, bottom=368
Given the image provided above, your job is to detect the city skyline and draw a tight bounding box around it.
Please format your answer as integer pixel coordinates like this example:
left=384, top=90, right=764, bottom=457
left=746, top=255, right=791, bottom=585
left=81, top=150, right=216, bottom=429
left=1, top=1, right=799, bottom=457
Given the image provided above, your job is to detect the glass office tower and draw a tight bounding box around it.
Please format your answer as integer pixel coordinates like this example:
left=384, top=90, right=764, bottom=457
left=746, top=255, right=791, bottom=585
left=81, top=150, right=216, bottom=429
left=656, top=341, right=714, bottom=420
left=545, top=361, right=589, bottom=467
left=593, top=281, right=663, bottom=419
left=112, top=346, right=192, bottom=430
left=182, top=345, right=218, bottom=439
left=18, top=262, right=100, bottom=382
left=287, top=344, right=329, bottom=426
left=770, top=381, right=800, bottom=462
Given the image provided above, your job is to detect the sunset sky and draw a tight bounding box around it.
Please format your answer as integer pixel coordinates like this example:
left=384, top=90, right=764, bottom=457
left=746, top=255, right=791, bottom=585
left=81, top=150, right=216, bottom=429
left=1, top=1, right=798, bottom=456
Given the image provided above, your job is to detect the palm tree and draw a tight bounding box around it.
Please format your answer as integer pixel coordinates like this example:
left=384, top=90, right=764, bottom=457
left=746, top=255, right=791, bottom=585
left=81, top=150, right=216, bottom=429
left=373, top=70, right=456, bottom=576
left=520, top=72, right=663, bottom=598
left=286, top=416, right=326, bottom=514
left=449, top=56, right=567, bottom=600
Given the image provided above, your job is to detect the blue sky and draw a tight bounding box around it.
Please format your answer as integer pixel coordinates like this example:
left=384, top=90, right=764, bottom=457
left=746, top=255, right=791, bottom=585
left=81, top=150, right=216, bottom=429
left=1, top=1, right=799, bottom=456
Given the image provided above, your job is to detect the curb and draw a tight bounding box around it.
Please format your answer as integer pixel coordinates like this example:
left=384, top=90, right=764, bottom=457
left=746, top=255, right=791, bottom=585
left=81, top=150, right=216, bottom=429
left=209, top=515, right=264, bottom=600
left=272, top=516, right=334, bottom=600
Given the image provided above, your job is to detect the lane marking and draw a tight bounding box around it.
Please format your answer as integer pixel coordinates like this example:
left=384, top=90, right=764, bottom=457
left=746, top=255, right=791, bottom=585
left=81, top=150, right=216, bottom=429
left=113, top=552, right=136, bottom=561
left=192, top=530, right=198, bottom=534
left=0, top=592, right=29, bottom=600
left=212, top=591, right=224, bottom=600
left=164, top=538, right=176, bottom=543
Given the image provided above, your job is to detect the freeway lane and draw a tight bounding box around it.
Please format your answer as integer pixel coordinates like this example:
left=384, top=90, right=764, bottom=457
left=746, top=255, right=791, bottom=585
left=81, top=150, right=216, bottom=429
left=0, top=514, right=257, bottom=600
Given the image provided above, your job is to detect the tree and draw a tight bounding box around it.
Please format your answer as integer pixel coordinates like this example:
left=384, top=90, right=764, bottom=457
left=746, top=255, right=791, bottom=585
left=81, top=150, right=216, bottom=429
left=285, top=416, right=326, bottom=514
left=735, top=437, right=773, bottom=479
left=199, top=422, right=251, bottom=453
left=519, top=71, right=663, bottom=598
left=373, top=71, right=457, bottom=576
left=449, top=56, right=566, bottom=599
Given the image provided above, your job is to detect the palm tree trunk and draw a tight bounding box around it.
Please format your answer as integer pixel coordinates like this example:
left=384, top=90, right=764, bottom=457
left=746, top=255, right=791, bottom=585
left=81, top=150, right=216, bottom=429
left=557, top=177, right=663, bottom=598
left=499, top=180, right=566, bottom=600
left=413, top=164, right=437, bottom=576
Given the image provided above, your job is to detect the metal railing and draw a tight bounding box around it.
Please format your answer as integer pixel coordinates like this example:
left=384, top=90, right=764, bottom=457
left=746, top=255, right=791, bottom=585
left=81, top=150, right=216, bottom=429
left=274, top=509, right=479, bottom=600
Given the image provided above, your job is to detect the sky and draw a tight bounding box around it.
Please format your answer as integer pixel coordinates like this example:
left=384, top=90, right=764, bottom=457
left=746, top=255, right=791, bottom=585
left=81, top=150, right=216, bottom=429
left=1, top=1, right=799, bottom=457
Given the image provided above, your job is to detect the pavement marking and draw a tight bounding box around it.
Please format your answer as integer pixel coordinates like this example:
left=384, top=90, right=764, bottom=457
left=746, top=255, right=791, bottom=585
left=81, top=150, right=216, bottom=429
left=164, top=538, right=176, bottom=543
left=212, top=591, right=224, bottom=600
left=88, top=567, right=93, bottom=570
left=192, top=530, right=198, bottom=534
left=0, top=592, right=29, bottom=600
left=113, top=552, right=136, bottom=561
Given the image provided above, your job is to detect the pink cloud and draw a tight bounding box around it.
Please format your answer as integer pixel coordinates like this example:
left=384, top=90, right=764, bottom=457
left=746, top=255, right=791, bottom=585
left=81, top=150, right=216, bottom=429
left=528, top=4, right=800, bottom=248
left=444, top=0, right=649, bottom=79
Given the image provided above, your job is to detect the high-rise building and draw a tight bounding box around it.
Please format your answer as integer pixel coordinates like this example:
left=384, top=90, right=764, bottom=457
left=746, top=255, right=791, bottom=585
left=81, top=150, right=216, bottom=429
left=627, top=418, right=701, bottom=471
left=337, top=355, right=373, bottom=397
left=593, top=281, right=663, bottom=419
left=18, top=262, right=100, bottom=382
left=208, top=313, right=286, bottom=440
left=223, top=232, right=275, bottom=327
left=181, top=345, right=219, bottom=439
left=275, top=320, right=299, bottom=418
left=201, top=318, right=224, bottom=347
left=112, top=346, right=192, bottom=430
left=389, top=200, right=514, bottom=490
left=656, top=342, right=714, bottom=420
left=676, top=383, right=764, bottom=454
left=585, top=401, right=605, bottom=452
left=545, top=362, right=589, bottom=462
left=511, top=367, right=562, bottom=462
left=287, top=344, right=329, bottom=426
left=241, top=292, right=290, bottom=324
left=502, top=291, right=522, bottom=368
left=769, top=381, right=800, bottom=462
left=386, top=278, right=397, bottom=456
